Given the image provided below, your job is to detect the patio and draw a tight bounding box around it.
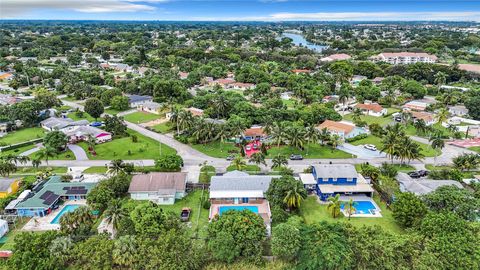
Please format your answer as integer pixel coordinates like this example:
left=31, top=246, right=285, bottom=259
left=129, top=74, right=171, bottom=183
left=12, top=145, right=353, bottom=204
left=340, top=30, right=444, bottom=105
left=21, top=200, right=87, bottom=231
left=209, top=200, right=271, bottom=223
left=338, top=195, right=382, bottom=218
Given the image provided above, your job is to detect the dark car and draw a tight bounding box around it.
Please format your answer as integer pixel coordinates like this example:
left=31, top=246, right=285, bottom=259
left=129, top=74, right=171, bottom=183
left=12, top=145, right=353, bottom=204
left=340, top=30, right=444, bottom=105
left=408, top=170, right=429, bottom=178
left=290, top=154, right=303, bottom=160
left=180, top=208, right=191, bottom=222
left=226, top=155, right=235, bottom=161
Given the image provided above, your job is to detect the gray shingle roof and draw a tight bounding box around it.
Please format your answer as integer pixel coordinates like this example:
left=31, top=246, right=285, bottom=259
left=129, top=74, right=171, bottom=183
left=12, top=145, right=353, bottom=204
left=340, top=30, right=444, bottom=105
left=126, top=94, right=152, bottom=104
left=210, top=171, right=277, bottom=192
left=312, top=164, right=358, bottom=179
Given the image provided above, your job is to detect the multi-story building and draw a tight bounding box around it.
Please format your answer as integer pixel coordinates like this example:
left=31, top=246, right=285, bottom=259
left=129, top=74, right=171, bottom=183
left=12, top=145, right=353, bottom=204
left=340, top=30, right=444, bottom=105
left=371, top=52, right=437, bottom=65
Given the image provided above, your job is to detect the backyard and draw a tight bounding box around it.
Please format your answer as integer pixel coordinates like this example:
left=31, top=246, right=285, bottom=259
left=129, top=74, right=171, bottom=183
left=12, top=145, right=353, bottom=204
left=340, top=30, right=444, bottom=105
left=66, top=112, right=95, bottom=122
left=299, top=195, right=402, bottom=234
left=78, top=130, right=176, bottom=160
left=343, top=108, right=399, bottom=127
left=0, top=127, right=45, bottom=145
left=123, top=111, right=162, bottom=124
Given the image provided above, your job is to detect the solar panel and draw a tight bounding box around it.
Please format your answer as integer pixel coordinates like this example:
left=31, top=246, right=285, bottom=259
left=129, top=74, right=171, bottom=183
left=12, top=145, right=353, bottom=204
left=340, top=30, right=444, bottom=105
left=63, top=187, right=70, bottom=190
left=66, top=188, right=87, bottom=195
left=40, top=191, right=53, bottom=200
left=43, top=194, right=59, bottom=205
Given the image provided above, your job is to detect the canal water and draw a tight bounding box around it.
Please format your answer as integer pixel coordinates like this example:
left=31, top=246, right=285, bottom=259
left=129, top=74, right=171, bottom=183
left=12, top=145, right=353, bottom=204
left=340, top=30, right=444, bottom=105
left=280, top=32, right=328, bottom=52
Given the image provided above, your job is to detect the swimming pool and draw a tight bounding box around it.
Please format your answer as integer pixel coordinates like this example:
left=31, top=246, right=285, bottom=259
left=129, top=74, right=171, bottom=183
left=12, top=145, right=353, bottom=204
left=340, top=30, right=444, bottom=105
left=341, top=201, right=377, bottom=215
left=50, top=204, right=81, bottom=224
left=219, top=206, right=259, bottom=215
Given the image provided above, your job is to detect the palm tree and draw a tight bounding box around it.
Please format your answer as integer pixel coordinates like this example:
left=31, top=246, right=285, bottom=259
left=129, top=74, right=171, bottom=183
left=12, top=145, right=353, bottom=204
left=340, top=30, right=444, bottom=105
left=286, top=126, right=306, bottom=150
left=249, top=152, right=266, bottom=170
left=329, top=134, right=342, bottom=152
left=113, top=235, right=138, bottom=268
left=283, top=185, right=305, bottom=211
left=104, top=199, right=125, bottom=237
left=338, top=83, right=351, bottom=115
left=0, top=159, right=17, bottom=177
left=413, top=119, right=428, bottom=136
left=86, top=135, right=96, bottom=152
left=177, top=110, right=194, bottom=135
left=35, top=147, right=56, bottom=165
left=430, top=134, right=445, bottom=166
left=327, top=194, right=342, bottom=218
left=108, top=159, right=126, bottom=175
left=319, top=127, right=330, bottom=145
left=434, top=71, right=447, bottom=86
left=270, top=122, right=285, bottom=148
left=230, top=155, right=246, bottom=171
left=351, top=108, right=363, bottom=123
left=32, top=158, right=41, bottom=169
left=271, top=154, right=288, bottom=169
left=304, top=124, right=320, bottom=154
left=344, top=199, right=357, bottom=221
left=436, top=108, right=449, bottom=125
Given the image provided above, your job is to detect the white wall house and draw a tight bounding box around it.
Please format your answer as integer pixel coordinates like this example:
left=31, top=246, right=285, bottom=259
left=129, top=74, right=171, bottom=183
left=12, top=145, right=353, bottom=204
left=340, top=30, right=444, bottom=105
left=128, top=172, right=187, bottom=205
left=137, top=101, right=162, bottom=115
left=317, top=120, right=367, bottom=139
left=0, top=219, right=8, bottom=238
left=372, top=52, right=437, bottom=65
left=355, top=103, right=387, bottom=117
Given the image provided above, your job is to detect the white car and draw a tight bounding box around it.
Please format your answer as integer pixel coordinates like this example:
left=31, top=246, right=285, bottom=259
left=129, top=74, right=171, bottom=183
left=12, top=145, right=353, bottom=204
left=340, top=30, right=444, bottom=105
left=364, top=144, right=377, bottom=151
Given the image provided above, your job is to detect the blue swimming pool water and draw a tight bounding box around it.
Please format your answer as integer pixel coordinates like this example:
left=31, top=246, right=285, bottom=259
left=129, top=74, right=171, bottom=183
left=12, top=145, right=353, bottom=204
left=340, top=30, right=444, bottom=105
left=341, top=201, right=377, bottom=215
left=51, top=205, right=81, bottom=224
left=219, top=206, right=259, bottom=215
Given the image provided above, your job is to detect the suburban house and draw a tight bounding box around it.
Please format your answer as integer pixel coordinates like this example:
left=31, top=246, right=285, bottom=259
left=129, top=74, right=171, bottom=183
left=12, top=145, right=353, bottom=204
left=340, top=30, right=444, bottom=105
left=351, top=75, right=368, bottom=85
left=0, top=219, right=8, bottom=239
left=0, top=72, right=14, bottom=81
left=355, top=102, right=387, bottom=117
left=15, top=176, right=96, bottom=217
left=40, top=117, right=89, bottom=131
left=458, top=63, right=480, bottom=74
left=0, top=94, right=22, bottom=106
left=403, top=100, right=433, bottom=111
left=448, top=105, right=469, bottom=117
left=210, top=78, right=236, bottom=88
left=126, top=94, right=153, bottom=108
left=231, top=82, right=255, bottom=90
left=209, top=171, right=276, bottom=233
left=320, top=53, right=351, bottom=62
left=62, top=125, right=112, bottom=144
left=371, top=77, right=385, bottom=85
left=179, top=72, right=189, bottom=80
left=0, top=178, right=21, bottom=199
left=397, top=176, right=463, bottom=195
left=137, top=101, right=163, bottom=115
left=243, top=125, right=267, bottom=141
left=371, top=52, right=437, bottom=65
left=317, top=120, right=367, bottom=139
left=299, top=164, right=374, bottom=201
left=128, top=172, right=187, bottom=205
left=292, top=69, right=311, bottom=74
left=409, top=111, right=437, bottom=126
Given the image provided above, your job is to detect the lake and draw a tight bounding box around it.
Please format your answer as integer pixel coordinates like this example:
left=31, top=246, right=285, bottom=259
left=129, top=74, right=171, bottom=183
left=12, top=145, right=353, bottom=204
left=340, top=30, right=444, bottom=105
left=280, top=32, right=328, bottom=52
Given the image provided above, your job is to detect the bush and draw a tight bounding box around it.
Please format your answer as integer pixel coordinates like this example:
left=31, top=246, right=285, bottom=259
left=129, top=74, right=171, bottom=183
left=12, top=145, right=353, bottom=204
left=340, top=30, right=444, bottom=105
left=429, top=169, right=463, bottom=181
left=61, top=175, right=73, bottom=182
left=155, top=154, right=184, bottom=172
left=380, top=163, right=398, bottom=178
left=345, top=133, right=368, bottom=143
left=131, top=135, right=138, bottom=143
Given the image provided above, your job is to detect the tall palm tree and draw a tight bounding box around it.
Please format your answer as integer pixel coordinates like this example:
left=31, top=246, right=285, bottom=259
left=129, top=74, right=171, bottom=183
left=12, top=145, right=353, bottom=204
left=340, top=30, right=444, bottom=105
left=344, top=199, right=357, bottom=221
left=283, top=185, right=305, bottom=211
left=4, top=154, right=30, bottom=165
left=86, top=135, right=96, bottom=152
left=329, top=134, right=342, bottom=152
left=108, top=159, right=126, bottom=175
left=270, top=122, right=286, bottom=148
left=436, top=108, right=449, bottom=125
left=35, top=147, right=56, bottom=165
left=104, top=199, right=126, bottom=237
left=429, top=134, right=445, bottom=166
left=434, top=71, right=447, bottom=86
left=32, top=158, right=41, bottom=169
left=304, top=124, right=320, bottom=155
left=286, top=126, right=306, bottom=150
left=413, top=119, right=428, bottom=136
left=230, top=155, right=246, bottom=171
left=271, top=154, right=288, bottom=169
left=338, top=83, right=351, bottom=115
left=319, top=127, right=330, bottom=145
left=351, top=108, right=363, bottom=123
left=177, top=110, right=194, bottom=135
left=0, top=159, right=17, bottom=177
left=327, top=194, right=342, bottom=218
left=249, top=152, right=266, bottom=170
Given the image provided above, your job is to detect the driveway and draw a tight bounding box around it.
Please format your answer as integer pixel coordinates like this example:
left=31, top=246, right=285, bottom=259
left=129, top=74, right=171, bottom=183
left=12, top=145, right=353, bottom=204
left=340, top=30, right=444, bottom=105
left=67, top=144, right=88, bottom=161
left=337, top=143, right=386, bottom=159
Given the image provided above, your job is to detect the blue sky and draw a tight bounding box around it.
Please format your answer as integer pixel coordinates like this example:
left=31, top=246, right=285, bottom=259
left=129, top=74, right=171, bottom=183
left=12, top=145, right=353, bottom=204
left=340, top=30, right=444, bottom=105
left=2, top=0, right=480, bottom=21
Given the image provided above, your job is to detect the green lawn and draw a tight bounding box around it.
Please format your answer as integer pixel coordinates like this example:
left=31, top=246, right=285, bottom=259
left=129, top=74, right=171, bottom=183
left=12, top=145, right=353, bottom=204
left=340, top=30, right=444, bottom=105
left=151, top=122, right=173, bottom=134
left=267, top=144, right=353, bottom=159
left=66, top=112, right=95, bottom=122
left=13, top=167, right=68, bottom=174
left=78, top=130, right=176, bottom=160
left=62, top=96, right=79, bottom=102
left=343, top=113, right=394, bottom=127
left=0, top=144, right=36, bottom=157
left=104, top=108, right=127, bottom=115
left=199, top=165, right=216, bottom=184
left=469, top=146, right=480, bottom=153
left=350, top=135, right=440, bottom=157
left=0, top=217, right=33, bottom=250
left=299, top=195, right=402, bottom=234
left=29, top=149, right=76, bottom=160
left=0, top=127, right=45, bottom=145
left=191, top=141, right=239, bottom=158
left=227, top=164, right=261, bottom=173
left=123, top=111, right=162, bottom=124
left=83, top=166, right=109, bottom=174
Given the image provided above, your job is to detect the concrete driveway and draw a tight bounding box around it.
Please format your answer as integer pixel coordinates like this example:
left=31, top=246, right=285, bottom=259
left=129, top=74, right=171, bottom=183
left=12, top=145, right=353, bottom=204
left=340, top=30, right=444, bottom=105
left=338, top=143, right=386, bottom=159
left=67, top=144, right=88, bottom=161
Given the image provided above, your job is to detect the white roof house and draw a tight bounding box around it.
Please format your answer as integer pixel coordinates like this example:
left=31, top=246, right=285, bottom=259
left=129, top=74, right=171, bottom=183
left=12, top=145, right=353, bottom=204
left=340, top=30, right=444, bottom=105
left=40, top=117, right=89, bottom=131
left=209, top=171, right=277, bottom=199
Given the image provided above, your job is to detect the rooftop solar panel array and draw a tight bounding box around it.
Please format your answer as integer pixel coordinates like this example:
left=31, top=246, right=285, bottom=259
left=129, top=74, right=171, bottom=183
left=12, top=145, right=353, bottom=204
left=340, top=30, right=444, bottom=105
left=41, top=191, right=60, bottom=206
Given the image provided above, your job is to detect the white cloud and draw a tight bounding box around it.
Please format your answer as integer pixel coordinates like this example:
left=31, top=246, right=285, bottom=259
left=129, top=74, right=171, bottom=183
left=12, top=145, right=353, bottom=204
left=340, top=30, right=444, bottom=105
left=1, top=0, right=158, bottom=18
left=193, top=11, right=480, bottom=22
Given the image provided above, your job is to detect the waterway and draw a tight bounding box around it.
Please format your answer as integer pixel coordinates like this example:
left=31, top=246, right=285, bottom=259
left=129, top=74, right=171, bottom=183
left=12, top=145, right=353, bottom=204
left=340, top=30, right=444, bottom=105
left=280, top=32, right=328, bottom=52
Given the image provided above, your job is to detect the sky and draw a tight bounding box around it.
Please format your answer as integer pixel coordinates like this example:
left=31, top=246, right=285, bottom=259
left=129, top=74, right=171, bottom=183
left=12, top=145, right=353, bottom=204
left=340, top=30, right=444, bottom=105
left=2, top=0, right=480, bottom=21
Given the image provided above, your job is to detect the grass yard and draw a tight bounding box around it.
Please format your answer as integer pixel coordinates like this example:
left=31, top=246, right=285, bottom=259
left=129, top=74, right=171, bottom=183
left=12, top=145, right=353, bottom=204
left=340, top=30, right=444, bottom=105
left=0, top=127, right=45, bottom=145
left=299, top=195, right=402, bottom=234
left=199, top=165, right=216, bottom=183
left=151, top=122, right=173, bottom=134
left=0, top=217, right=33, bottom=250
left=267, top=143, right=353, bottom=159
left=66, top=112, right=95, bottom=122
left=191, top=141, right=239, bottom=158
left=29, top=149, right=76, bottom=160
left=14, top=167, right=68, bottom=174
left=350, top=135, right=440, bottom=157
left=78, top=130, right=176, bottom=160
left=227, top=164, right=261, bottom=173
left=83, top=166, right=109, bottom=174
left=104, top=108, right=128, bottom=115
left=0, top=144, right=36, bottom=157
left=343, top=113, right=394, bottom=127
left=469, top=146, right=480, bottom=153
left=123, top=111, right=162, bottom=124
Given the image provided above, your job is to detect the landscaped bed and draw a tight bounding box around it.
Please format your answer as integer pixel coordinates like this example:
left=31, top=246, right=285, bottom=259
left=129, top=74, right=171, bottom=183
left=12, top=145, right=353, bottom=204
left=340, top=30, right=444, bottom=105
left=0, top=127, right=45, bottom=145
left=123, top=111, right=162, bottom=124
left=299, top=195, right=402, bottom=234
left=78, top=130, right=176, bottom=160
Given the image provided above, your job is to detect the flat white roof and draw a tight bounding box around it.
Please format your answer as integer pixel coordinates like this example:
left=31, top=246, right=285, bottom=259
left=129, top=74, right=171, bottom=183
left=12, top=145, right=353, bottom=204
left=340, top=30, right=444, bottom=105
left=299, top=173, right=316, bottom=185
left=318, top=183, right=374, bottom=194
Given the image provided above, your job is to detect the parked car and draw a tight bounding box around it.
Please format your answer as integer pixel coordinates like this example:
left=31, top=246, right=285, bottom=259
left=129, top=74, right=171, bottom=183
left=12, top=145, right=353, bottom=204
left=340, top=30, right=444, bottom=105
left=226, top=155, right=235, bottom=161
left=180, top=208, right=191, bottom=222
left=90, top=122, right=103, bottom=127
left=253, top=144, right=258, bottom=150
left=245, top=145, right=252, bottom=151
left=363, top=144, right=377, bottom=151
left=407, top=170, right=429, bottom=178
left=290, top=154, right=303, bottom=160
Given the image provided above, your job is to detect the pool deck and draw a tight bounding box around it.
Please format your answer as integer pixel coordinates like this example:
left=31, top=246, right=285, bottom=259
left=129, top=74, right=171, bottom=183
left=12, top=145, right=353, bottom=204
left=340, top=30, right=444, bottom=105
left=21, top=200, right=87, bottom=231
left=209, top=200, right=271, bottom=223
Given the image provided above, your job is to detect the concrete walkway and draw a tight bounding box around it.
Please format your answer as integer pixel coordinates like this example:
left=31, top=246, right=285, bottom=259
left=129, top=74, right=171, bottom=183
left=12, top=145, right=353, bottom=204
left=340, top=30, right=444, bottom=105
left=67, top=144, right=88, bottom=161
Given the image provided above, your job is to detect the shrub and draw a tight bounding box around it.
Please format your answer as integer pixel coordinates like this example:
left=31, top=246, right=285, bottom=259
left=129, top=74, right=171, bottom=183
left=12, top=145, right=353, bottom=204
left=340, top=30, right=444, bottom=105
left=345, top=133, right=368, bottom=143
left=131, top=135, right=138, bottom=143
left=155, top=154, right=184, bottom=172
